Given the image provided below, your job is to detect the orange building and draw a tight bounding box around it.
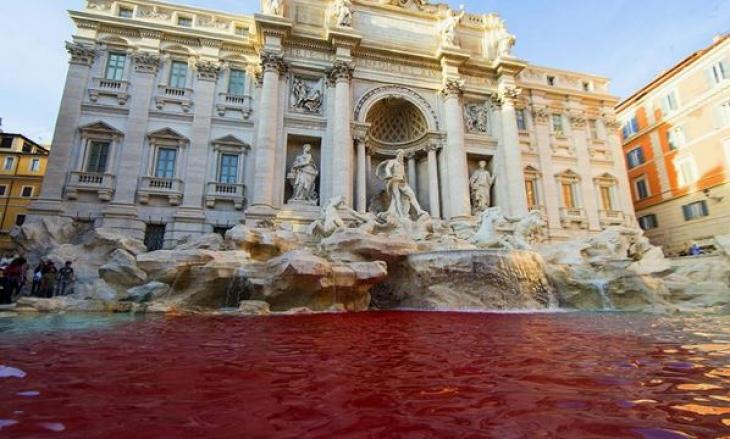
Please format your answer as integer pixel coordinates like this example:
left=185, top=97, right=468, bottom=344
left=617, top=34, right=730, bottom=255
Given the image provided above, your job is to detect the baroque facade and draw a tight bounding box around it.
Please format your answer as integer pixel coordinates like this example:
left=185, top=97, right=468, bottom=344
left=31, top=0, right=633, bottom=249
left=617, top=34, right=730, bottom=255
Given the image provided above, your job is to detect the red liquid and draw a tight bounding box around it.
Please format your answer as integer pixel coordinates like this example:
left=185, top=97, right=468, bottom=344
left=1, top=311, right=729, bottom=438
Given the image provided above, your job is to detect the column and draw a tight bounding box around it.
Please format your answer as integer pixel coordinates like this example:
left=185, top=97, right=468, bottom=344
left=427, top=144, right=441, bottom=219
left=355, top=136, right=367, bottom=213
left=407, top=152, right=418, bottom=194
left=30, top=43, right=97, bottom=217
left=441, top=79, right=470, bottom=219
left=571, top=112, right=601, bottom=231
left=250, top=52, right=286, bottom=214
left=497, top=86, right=528, bottom=216
left=329, top=61, right=355, bottom=206
left=532, top=107, right=562, bottom=232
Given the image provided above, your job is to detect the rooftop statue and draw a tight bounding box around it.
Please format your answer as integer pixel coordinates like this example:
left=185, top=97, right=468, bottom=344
left=263, top=0, right=285, bottom=17
left=484, top=14, right=516, bottom=58
left=331, top=0, right=353, bottom=27
left=440, top=6, right=465, bottom=48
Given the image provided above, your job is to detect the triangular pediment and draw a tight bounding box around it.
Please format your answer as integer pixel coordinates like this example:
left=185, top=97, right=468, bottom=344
left=212, top=135, right=250, bottom=149
left=148, top=128, right=188, bottom=142
left=79, top=121, right=124, bottom=136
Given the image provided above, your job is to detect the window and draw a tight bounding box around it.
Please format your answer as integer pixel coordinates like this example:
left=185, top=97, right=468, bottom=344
left=718, top=101, right=730, bottom=128
left=118, top=6, right=133, bottom=18
left=234, top=25, right=246, bottom=36
left=218, top=154, right=239, bottom=184
left=525, top=179, right=539, bottom=209
left=638, top=214, right=658, bottom=231
left=169, top=61, right=188, bottom=89
left=155, top=148, right=177, bottom=179
left=0, top=137, right=12, bottom=149
left=634, top=177, right=650, bottom=200
left=22, top=142, right=32, bottom=153
left=622, top=115, right=639, bottom=139
left=178, top=16, right=192, bottom=27
left=105, top=53, right=126, bottom=81
left=85, top=141, right=110, bottom=173
left=626, top=147, right=645, bottom=169
left=661, top=91, right=679, bottom=115
left=582, top=81, right=592, bottom=92
left=515, top=109, right=527, bottom=131
left=600, top=185, right=614, bottom=210
left=561, top=182, right=579, bottom=208
left=682, top=200, right=709, bottom=221
left=707, top=60, right=728, bottom=87
left=3, top=157, right=14, bottom=171
left=667, top=126, right=686, bottom=150
left=15, top=215, right=26, bottom=227
left=20, top=186, right=33, bottom=198
left=29, top=158, right=40, bottom=172
left=228, top=69, right=246, bottom=96
left=589, top=119, right=599, bottom=140
left=144, top=224, right=166, bottom=251
left=551, top=114, right=564, bottom=134
left=0, top=185, right=7, bottom=196
left=676, top=156, right=698, bottom=186
left=547, top=75, right=556, bottom=86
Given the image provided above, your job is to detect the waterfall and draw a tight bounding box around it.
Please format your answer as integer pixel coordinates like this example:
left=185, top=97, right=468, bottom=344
left=591, top=279, right=614, bottom=310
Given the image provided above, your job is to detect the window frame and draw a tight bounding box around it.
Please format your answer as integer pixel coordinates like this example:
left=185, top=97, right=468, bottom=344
left=0, top=185, right=8, bottom=197
left=154, top=147, right=178, bottom=179
left=626, top=146, right=645, bottom=169
left=551, top=113, right=564, bottom=135
left=169, top=61, right=189, bottom=90
left=217, top=153, right=240, bottom=184
left=29, top=158, right=41, bottom=172
left=105, top=52, right=127, bottom=82
left=682, top=200, right=709, bottom=221
left=633, top=175, right=650, bottom=201
left=638, top=214, right=658, bottom=231
left=15, top=214, right=26, bottom=227
left=515, top=108, right=528, bottom=132
left=177, top=15, right=193, bottom=27
left=228, top=69, right=247, bottom=97
left=118, top=6, right=134, bottom=18
left=675, top=155, right=698, bottom=186
left=3, top=157, right=15, bottom=171
left=84, top=140, right=111, bottom=174
left=20, top=185, right=34, bottom=198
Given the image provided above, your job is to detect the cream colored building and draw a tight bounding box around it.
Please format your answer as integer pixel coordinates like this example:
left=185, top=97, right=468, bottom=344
left=31, top=0, right=633, bottom=249
left=617, top=35, right=730, bottom=255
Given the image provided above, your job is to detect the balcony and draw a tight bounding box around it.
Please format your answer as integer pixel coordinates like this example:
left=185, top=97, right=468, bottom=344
left=216, top=93, right=253, bottom=119
left=154, top=86, right=193, bottom=112
left=89, top=78, right=129, bottom=105
left=599, top=209, right=625, bottom=226
left=66, top=172, right=115, bottom=201
left=205, top=182, right=246, bottom=210
left=138, top=177, right=183, bottom=206
left=560, top=207, right=588, bottom=228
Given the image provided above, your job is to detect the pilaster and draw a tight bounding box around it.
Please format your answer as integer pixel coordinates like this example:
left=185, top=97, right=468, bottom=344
left=440, top=77, right=471, bottom=219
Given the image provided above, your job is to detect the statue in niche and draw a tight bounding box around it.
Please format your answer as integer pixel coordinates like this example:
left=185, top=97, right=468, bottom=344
left=440, top=7, right=465, bottom=47
left=375, top=150, right=428, bottom=220
left=465, top=103, right=489, bottom=133
left=331, top=0, right=353, bottom=27
left=291, top=78, right=323, bottom=113
left=263, top=0, right=284, bottom=16
left=469, top=161, right=495, bottom=215
left=287, top=144, right=319, bottom=204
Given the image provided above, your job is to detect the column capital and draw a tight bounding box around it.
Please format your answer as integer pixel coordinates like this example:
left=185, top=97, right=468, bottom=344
left=440, top=77, right=465, bottom=98
left=425, top=142, right=443, bottom=153
left=195, top=60, right=221, bottom=81
left=132, top=52, right=161, bottom=74
left=569, top=110, right=587, bottom=129
left=496, top=85, right=521, bottom=107
left=327, top=60, right=354, bottom=85
left=531, top=105, right=550, bottom=124
left=260, top=51, right=288, bottom=75
left=65, top=41, right=97, bottom=66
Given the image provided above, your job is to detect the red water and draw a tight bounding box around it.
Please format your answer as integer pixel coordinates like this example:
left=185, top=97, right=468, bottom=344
left=1, top=311, right=730, bottom=438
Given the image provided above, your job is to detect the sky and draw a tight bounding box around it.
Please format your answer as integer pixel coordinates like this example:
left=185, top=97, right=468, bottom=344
left=0, top=0, right=728, bottom=144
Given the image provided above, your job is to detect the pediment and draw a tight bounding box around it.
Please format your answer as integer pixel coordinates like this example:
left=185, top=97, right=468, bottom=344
left=79, top=121, right=124, bottom=137
left=212, top=135, right=250, bottom=149
left=148, top=128, right=189, bottom=143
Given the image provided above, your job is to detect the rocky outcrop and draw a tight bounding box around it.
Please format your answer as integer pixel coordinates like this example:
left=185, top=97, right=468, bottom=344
left=123, top=281, right=171, bottom=303
left=99, top=249, right=148, bottom=290
left=372, top=250, right=554, bottom=311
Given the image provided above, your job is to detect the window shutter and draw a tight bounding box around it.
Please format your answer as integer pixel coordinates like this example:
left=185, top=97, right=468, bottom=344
left=706, top=68, right=716, bottom=88
left=682, top=204, right=691, bottom=221
left=660, top=97, right=669, bottom=116
left=721, top=59, right=729, bottom=79
left=701, top=200, right=709, bottom=217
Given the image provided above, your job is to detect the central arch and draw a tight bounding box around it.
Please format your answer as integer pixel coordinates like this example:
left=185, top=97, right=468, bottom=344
left=354, top=85, right=440, bottom=132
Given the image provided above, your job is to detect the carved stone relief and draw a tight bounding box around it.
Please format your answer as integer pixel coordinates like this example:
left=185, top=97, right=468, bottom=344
left=464, top=102, right=490, bottom=134
left=290, top=76, right=324, bottom=113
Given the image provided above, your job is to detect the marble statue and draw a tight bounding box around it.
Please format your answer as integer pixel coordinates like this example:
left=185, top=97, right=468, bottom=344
left=469, top=161, right=495, bottom=215
left=263, top=0, right=284, bottom=16
left=332, top=0, right=353, bottom=27
left=440, top=7, right=465, bottom=47
left=375, top=150, right=428, bottom=221
left=511, top=210, right=546, bottom=250
left=308, top=196, right=347, bottom=238
left=291, top=78, right=323, bottom=113
left=484, top=14, right=515, bottom=58
left=287, top=144, right=319, bottom=204
left=465, top=103, right=489, bottom=133
left=470, top=207, right=509, bottom=247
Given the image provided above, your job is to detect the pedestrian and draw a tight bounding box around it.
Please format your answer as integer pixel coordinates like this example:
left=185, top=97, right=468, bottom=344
left=56, top=261, right=75, bottom=296
left=40, top=261, right=58, bottom=298
left=3, top=257, right=26, bottom=301
left=31, top=260, right=44, bottom=297
left=0, top=253, right=13, bottom=268
left=689, top=242, right=702, bottom=256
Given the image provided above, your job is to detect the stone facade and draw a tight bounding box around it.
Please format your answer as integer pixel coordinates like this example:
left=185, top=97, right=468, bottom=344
left=30, top=0, right=633, bottom=249
left=617, top=34, right=730, bottom=255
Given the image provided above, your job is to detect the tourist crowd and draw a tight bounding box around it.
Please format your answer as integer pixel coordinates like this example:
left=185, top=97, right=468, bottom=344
left=0, top=253, right=75, bottom=305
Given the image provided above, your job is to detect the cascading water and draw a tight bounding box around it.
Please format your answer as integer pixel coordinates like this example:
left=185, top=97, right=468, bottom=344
left=591, top=279, right=615, bottom=310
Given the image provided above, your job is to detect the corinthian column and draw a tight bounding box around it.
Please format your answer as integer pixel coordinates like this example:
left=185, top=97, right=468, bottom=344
left=426, top=144, right=442, bottom=219
left=496, top=85, right=528, bottom=216
left=328, top=61, right=355, bottom=206
left=250, top=52, right=286, bottom=215
left=30, top=42, right=97, bottom=217
left=441, top=78, right=471, bottom=219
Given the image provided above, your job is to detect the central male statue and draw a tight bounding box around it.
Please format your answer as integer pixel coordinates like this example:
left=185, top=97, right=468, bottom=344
left=375, top=150, right=428, bottom=220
